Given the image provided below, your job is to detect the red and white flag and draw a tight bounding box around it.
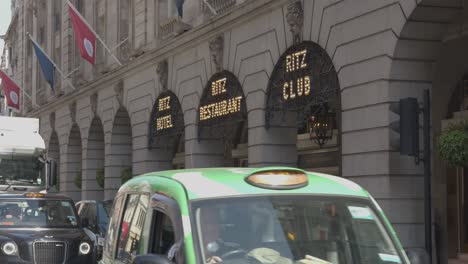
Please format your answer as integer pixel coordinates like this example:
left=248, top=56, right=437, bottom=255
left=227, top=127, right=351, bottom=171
left=68, top=3, right=96, bottom=65
left=0, top=70, right=20, bottom=111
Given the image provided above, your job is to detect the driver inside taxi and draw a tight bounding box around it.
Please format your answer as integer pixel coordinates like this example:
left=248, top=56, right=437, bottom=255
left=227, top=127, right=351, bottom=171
left=200, top=207, right=223, bottom=264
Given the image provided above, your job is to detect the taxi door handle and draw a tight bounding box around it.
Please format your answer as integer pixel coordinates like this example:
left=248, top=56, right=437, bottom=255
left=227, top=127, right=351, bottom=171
left=13, top=187, right=27, bottom=191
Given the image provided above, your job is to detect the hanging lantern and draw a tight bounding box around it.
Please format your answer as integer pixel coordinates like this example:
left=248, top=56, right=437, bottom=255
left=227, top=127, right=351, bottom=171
left=309, top=107, right=335, bottom=148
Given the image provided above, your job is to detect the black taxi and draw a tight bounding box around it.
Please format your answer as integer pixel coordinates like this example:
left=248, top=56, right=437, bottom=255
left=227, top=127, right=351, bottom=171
left=0, top=192, right=93, bottom=263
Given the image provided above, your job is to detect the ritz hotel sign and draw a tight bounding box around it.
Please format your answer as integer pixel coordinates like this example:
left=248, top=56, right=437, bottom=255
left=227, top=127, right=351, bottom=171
left=156, top=96, right=172, bottom=131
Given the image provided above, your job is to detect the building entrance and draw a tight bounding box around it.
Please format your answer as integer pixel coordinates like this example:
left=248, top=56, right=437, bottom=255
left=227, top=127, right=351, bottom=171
left=444, top=79, right=468, bottom=256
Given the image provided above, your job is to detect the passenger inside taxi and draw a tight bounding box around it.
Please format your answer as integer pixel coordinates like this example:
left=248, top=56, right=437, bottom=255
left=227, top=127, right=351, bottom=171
left=1, top=205, right=22, bottom=223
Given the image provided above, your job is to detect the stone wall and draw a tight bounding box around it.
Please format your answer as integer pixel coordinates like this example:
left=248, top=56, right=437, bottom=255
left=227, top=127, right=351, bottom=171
left=13, top=0, right=467, bottom=258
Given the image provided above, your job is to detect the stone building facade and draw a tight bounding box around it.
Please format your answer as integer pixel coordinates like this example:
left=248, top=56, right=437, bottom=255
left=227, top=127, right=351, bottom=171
left=3, top=0, right=468, bottom=262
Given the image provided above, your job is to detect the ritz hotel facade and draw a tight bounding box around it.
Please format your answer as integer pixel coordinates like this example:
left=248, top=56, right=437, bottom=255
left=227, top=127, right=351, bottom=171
left=3, top=0, right=468, bottom=262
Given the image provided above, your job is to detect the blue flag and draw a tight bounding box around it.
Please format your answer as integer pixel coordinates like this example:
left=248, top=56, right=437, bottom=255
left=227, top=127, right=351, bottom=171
left=31, top=40, right=55, bottom=90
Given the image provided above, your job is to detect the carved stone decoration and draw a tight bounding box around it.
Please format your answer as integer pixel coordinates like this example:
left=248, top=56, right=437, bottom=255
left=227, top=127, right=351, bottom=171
left=69, top=102, right=77, bottom=124
left=286, top=0, right=304, bottom=44
left=209, top=35, right=224, bottom=73
left=90, top=93, right=98, bottom=116
left=49, top=112, right=56, bottom=131
left=28, top=1, right=37, bottom=16
left=114, top=80, right=124, bottom=107
left=156, top=60, right=168, bottom=91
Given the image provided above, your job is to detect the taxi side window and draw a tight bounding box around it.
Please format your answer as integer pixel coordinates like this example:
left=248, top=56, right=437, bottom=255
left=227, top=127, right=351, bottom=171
left=79, top=203, right=89, bottom=222
left=151, top=211, right=175, bottom=255
left=88, top=204, right=97, bottom=227
left=116, top=194, right=150, bottom=263
left=76, top=203, right=82, bottom=213
left=105, top=195, right=125, bottom=260
left=148, top=194, right=185, bottom=264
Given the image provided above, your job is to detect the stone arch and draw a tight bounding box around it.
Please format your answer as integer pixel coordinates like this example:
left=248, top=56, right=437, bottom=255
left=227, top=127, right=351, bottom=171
left=195, top=70, right=248, bottom=167
left=105, top=107, right=132, bottom=199
left=64, top=124, right=82, bottom=201
left=264, top=41, right=341, bottom=170
left=83, top=117, right=105, bottom=200
left=389, top=0, right=465, bottom=260
left=47, top=131, right=60, bottom=190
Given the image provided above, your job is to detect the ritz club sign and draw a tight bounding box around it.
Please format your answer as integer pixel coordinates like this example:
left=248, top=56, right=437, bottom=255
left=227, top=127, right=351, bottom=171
left=283, top=49, right=311, bottom=101
left=198, top=70, right=246, bottom=139
left=265, top=41, right=339, bottom=126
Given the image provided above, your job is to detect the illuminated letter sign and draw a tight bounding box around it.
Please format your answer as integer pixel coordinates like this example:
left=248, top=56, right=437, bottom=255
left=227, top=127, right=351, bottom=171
left=198, top=70, right=246, bottom=140
left=148, top=91, right=184, bottom=150
left=282, top=49, right=311, bottom=101
left=265, top=41, right=339, bottom=127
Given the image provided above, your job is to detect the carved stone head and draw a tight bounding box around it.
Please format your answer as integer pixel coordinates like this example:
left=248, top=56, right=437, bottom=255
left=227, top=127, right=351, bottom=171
left=90, top=93, right=98, bottom=116
left=157, top=60, right=168, bottom=91
left=286, top=0, right=304, bottom=44
left=69, top=102, right=76, bottom=124
left=209, top=35, right=224, bottom=73
left=49, top=112, right=56, bottom=131
left=114, top=80, right=124, bottom=107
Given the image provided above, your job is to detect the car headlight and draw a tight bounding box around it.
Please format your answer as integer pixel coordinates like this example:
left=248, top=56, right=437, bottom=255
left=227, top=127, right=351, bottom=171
left=2, top=242, right=18, bottom=256
left=79, top=242, right=91, bottom=255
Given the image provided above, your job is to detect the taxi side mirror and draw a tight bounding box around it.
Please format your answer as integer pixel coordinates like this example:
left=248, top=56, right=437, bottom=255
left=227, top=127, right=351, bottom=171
left=47, top=160, right=58, bottom=187
left=406, top=248, right=430, bottom=264
left=133, top=254, right=174, bottom=264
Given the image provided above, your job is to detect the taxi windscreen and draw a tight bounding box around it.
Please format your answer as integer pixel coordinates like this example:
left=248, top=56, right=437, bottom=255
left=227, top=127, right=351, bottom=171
left=0, top=199, right=78, bottom=228
left=192, top=196, right=404, bottom=264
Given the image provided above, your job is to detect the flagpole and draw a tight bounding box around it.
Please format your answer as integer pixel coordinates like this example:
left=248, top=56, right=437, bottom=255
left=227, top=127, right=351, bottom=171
left=66, top=0, right=123, bottom=66
left=20, top=87, right=40, bottom=108
left=27, top=33, right=77, bottom=91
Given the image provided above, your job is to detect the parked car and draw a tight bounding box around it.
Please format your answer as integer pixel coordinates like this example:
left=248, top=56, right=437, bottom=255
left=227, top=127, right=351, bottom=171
left=100, top=167, right=427, bottom=264
left=0, top=192, right=93, bottom=263
left=76, top=200, right=112, bottom=263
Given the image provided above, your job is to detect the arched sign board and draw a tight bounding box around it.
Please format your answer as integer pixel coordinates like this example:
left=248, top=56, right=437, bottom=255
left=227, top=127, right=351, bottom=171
left=198, top=70, right=247, bottom=140
left=148, top=91, right=184, bottom=153
left=265, top=41, right=339, bottom=128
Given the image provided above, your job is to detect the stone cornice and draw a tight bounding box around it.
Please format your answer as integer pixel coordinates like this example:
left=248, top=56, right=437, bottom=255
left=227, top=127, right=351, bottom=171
left=28, top=0, right=289, bottom=118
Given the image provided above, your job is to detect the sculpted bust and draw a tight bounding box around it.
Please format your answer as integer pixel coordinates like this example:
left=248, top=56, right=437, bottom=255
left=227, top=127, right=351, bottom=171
left=209, top=35, right=224, bottom=73
left=157, top=60, right=168, bottom=91
left=286, top=0, right=304, bottom=44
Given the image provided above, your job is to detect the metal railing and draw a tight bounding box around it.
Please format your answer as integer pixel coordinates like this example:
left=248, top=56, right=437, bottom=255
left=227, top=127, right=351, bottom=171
left=201, top=0, right=237, bottom=16
left=159, top=17, right=191, bottom=40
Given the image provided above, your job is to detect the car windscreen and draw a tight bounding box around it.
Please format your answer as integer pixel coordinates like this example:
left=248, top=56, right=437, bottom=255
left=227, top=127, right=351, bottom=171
left=192, top=196, right=404, bottom=264
left=0, top=155, right=44, bottom=186
left=0, top=199, right=79, bottom=228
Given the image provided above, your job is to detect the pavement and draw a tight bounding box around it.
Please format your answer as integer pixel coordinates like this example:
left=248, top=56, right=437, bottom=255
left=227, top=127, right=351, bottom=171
left=449, top=254, right=468, bottom=264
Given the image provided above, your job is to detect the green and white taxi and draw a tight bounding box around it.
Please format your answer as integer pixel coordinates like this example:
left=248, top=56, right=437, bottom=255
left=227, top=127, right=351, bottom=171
left=100, top=167, right=419, bottom=264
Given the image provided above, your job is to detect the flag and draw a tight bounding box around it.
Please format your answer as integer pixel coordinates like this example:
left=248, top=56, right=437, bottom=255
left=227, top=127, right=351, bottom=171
left=31, top=39, right=55, bottom=90
left=0, top=70, right=20, bottom=111
left=68, top=3, right=96, bottom=65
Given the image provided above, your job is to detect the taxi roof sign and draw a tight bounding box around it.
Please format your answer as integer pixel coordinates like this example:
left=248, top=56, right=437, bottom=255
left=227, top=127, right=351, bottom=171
left=245, top=169, right=308, bottom=190
left=24, top=193, right=45, bottom=198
